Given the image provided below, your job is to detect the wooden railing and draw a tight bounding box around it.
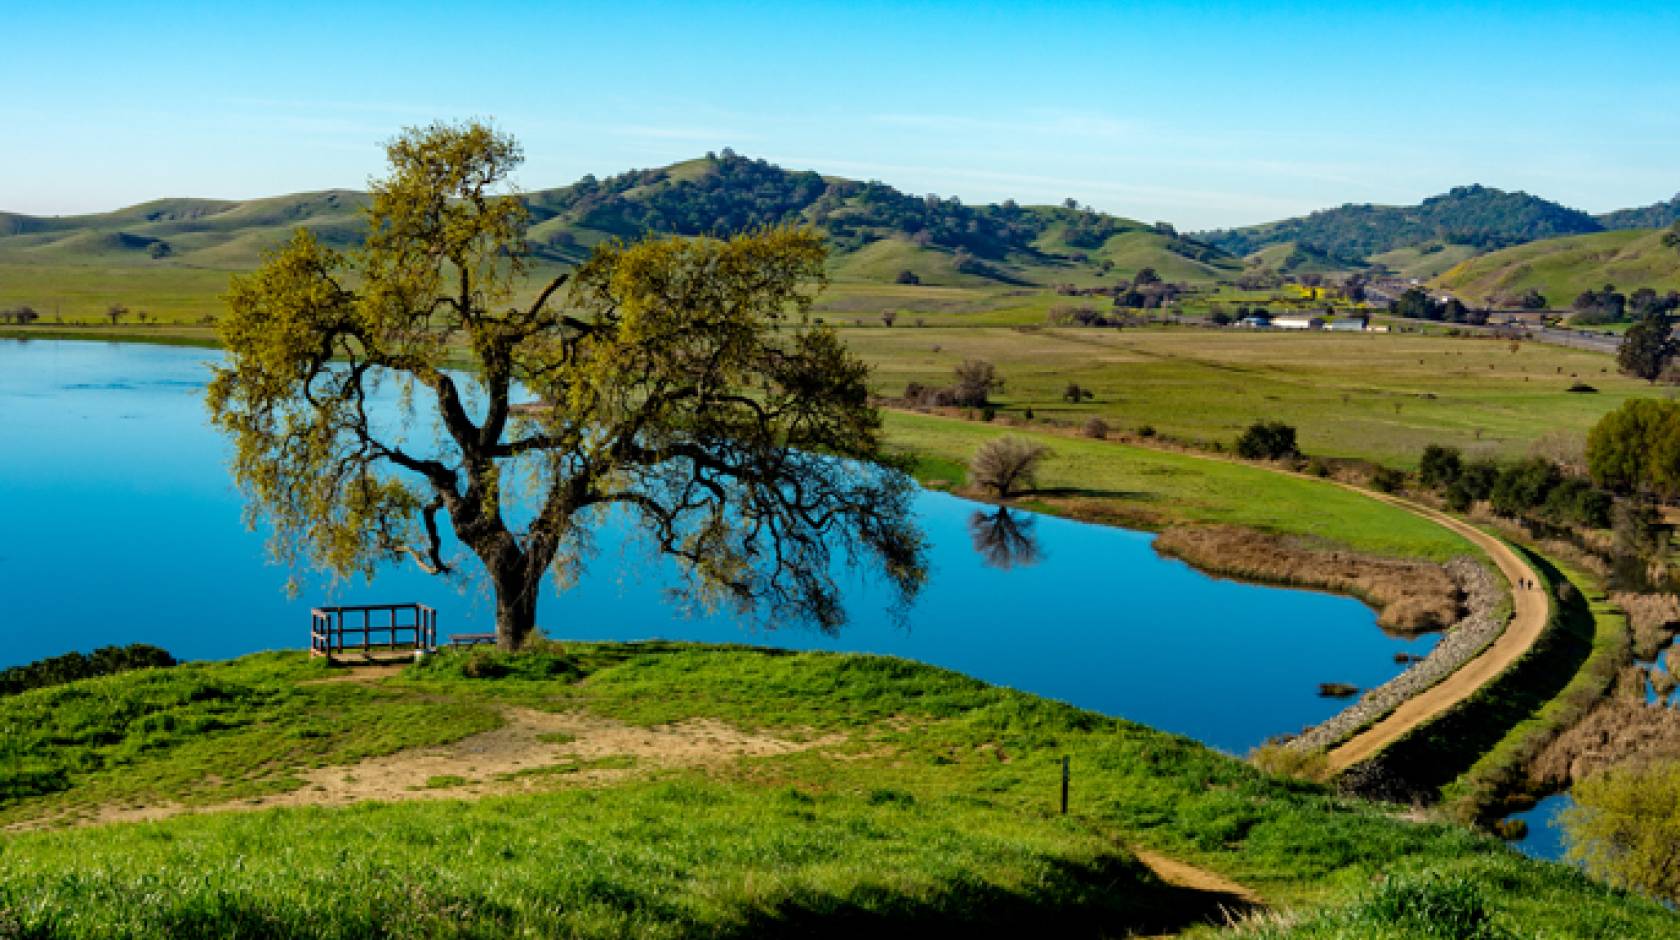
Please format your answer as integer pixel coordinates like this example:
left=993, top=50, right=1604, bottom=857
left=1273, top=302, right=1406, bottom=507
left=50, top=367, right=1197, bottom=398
left=310, top=603, right=437, bottom=659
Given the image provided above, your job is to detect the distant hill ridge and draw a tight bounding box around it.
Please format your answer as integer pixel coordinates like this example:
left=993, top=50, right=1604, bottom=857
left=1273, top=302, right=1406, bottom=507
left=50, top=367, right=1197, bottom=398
left=1197, top=185, right=1605, bottom=264
left=0, top=152, right=1240, bottom=289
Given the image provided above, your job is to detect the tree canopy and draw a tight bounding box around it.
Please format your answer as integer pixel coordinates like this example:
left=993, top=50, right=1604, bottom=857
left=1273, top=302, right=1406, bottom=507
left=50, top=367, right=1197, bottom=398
left=1618, top=311, right=1677, bottom=382
left=1586, top=398, right=1680, bottom=499
left=207, top=121, right=926, bottom=649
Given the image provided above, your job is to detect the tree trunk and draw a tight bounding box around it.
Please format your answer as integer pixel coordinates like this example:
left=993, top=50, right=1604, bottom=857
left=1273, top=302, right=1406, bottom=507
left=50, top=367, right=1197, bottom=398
left=492, top=574, right=539, bottom=651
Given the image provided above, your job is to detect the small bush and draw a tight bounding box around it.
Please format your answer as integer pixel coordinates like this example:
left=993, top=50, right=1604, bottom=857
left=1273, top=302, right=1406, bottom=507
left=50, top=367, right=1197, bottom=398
left=1082, top=416, right=1109, bottom=439
left=1235, top=421, right=1299, bottom=460
left=1370, top=466, right=1406, bottom=493
left=1249, top=742, right=1328, bottom=783
left=0, top=644, right=176, bottom=696
left=1566, top=382, right=1598, bottom=393
left=1136, top=424, right=1156, bottom=438
left=1419, top=444, right=1463, bottom=489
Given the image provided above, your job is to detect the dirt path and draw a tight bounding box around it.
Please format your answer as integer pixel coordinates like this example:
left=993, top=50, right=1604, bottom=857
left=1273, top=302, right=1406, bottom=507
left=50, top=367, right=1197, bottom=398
left=1132, top=848, right=1262, bottom=905
left=890, top=407, right=1552, bottom=772
left=20, top=708, right=839, bottom=831
left=1325, top=493, right=1548, bottom=771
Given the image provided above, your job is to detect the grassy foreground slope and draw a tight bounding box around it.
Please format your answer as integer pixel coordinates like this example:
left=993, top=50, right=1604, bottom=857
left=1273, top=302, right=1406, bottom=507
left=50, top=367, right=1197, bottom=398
left=1, top=646, right=1673, bottom=938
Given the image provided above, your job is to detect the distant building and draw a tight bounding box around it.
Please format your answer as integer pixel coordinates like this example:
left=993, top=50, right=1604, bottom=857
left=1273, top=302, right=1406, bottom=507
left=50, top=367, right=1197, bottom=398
left=1271, top=316, right=1324, bottom=330
left=1327, top=317, right=1368, bottom=332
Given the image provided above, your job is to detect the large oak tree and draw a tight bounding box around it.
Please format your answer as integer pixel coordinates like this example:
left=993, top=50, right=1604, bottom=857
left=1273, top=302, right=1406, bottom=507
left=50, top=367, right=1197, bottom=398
left=208, top=122, right=925, bottom=650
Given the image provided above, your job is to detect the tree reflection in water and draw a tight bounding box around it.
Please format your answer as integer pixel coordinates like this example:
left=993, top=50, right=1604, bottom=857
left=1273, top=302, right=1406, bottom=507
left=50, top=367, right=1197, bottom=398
left=968, top=507, right=1042, bottom=570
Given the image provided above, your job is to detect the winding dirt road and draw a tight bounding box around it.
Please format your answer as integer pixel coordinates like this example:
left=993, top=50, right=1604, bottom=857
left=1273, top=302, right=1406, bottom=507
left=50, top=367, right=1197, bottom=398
left=1324, top=492, right=1549, bottom=771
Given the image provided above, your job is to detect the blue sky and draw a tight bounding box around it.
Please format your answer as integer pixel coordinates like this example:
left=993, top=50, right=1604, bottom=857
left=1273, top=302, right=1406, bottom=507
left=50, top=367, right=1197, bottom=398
left=4, top=1, right=1677, bottom=229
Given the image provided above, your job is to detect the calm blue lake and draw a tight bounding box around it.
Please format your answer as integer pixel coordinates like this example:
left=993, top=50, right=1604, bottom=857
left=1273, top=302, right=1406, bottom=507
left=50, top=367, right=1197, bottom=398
left=0, top=339, right=1438, bottom=753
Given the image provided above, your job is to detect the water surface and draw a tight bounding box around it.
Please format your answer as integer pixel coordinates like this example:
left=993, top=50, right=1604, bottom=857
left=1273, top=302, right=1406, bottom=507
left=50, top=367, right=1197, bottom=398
left=0, top=339, right=1439, bottom=753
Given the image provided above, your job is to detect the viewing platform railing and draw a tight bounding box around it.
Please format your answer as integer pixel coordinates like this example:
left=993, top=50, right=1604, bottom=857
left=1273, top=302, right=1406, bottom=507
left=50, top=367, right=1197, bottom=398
left=309, top=603, right=437, bottom=660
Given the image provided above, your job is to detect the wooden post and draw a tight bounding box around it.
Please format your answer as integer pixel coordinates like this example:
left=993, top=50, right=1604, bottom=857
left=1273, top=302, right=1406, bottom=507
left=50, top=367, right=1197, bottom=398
left=1061, top=756, right=1069, bottom=815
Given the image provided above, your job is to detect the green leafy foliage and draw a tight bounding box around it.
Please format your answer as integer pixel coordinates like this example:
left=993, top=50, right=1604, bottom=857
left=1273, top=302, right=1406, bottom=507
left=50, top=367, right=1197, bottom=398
left=0, top=644, right=175, bottom=696
left=1564, top=761, right=1680, bottom=904
left=1236, top=421, right=1300, bottom=460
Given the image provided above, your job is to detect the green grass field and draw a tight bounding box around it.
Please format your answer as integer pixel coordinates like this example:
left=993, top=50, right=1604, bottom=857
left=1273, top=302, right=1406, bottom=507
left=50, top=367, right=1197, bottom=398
left=883, top=410, right=1470, bottom=561
left=857, top=326, right=1646, bottom=466
left=2, top=645, right=1674, bottom=938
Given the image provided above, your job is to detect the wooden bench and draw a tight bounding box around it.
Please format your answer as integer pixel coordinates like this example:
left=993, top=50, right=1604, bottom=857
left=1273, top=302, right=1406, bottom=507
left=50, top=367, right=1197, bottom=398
left=448, top=632, right=497, bottom=648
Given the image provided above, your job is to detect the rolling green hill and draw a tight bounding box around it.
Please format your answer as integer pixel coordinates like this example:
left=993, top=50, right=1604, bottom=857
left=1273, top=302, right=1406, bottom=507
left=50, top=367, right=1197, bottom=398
left=1597, top=193, right=1680, bottom=230
left=0, top=153, right=1243, bottom=322
left=1200, top=185, right=1605, bottom=269
left=1433, top=227, right=1680, bottom=305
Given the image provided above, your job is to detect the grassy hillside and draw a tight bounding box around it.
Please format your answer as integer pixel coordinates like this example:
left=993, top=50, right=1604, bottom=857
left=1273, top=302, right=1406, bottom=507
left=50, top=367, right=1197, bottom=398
left=0, top=153, right=1244, bottom=323
left=1434, top=227, right=1680, bottom=305
left=1, top=646, right=1673, bottom=938
left=1368, top=242, right=1482, bottom=280
left=1243, top=242, right=1353, bottom=276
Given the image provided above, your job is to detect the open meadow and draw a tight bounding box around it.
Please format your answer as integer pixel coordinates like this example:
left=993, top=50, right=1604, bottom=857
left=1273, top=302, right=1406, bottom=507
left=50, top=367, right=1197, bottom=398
left=853, top=325, right=1647, bottom=467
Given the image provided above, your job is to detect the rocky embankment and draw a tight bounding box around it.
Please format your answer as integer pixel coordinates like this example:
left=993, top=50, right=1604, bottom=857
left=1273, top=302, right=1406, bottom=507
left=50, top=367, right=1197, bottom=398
left=1287, top=557, right=1504, bottom=753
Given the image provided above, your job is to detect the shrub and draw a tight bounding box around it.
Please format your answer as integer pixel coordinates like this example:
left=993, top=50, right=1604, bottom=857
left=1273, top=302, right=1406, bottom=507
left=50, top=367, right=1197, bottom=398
left=1249, top=742, right=1328, bottom=782
left=1136, top=424, right=1156, bottom=438
left=952, top=359, right=1003, bottom=407
left=1062, top=382, right=1094, bottom=403
left=969, top=437, right=1050, bottom=498
left=1564, top=761, right=1680, bottom=904
left=1489, top=458, right=1561, bottom=517
left=1369, top=466, right=1405, bottom=493
left=1082, top=416, right=1109, bottom=439
left=1235, top=421, right=1299, bottom=460
left=0, top=644, right=176, bottom=696
left=1419, top=444, right=1463, bottom=489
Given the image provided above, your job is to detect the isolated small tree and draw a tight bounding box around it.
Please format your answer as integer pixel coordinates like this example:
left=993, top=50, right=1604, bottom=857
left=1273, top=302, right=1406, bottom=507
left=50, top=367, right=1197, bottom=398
left=207, top=121, right=926, bottom=650
left=105, top=303, right=128, bottom=325
left=1062, top=382, right=1094, bottom=403
left=952, top=359, right=1003, bottom=407
left=894, top=269, right=920, bottom=285
left=1618, top=312, right=1677, bottom=382
left=1564, top=762, right=1680, bottom=904
left=880, top=310, right=897, bottom=327
left=969, top=436, right=1049, bottom=498
left=1418, top=444, right=1462, bottom=490
left=1235, top=421, right=1299, bottom=460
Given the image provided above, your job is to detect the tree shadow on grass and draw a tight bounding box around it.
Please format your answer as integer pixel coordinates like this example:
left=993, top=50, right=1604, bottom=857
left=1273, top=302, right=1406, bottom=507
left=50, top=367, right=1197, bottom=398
left=715, top=852, right=1260, bottom=939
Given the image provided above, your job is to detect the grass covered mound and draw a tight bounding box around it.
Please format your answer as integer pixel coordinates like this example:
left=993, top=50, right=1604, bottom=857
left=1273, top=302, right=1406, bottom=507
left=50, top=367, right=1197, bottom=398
left=1, top=643, right=1673, bottom=938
